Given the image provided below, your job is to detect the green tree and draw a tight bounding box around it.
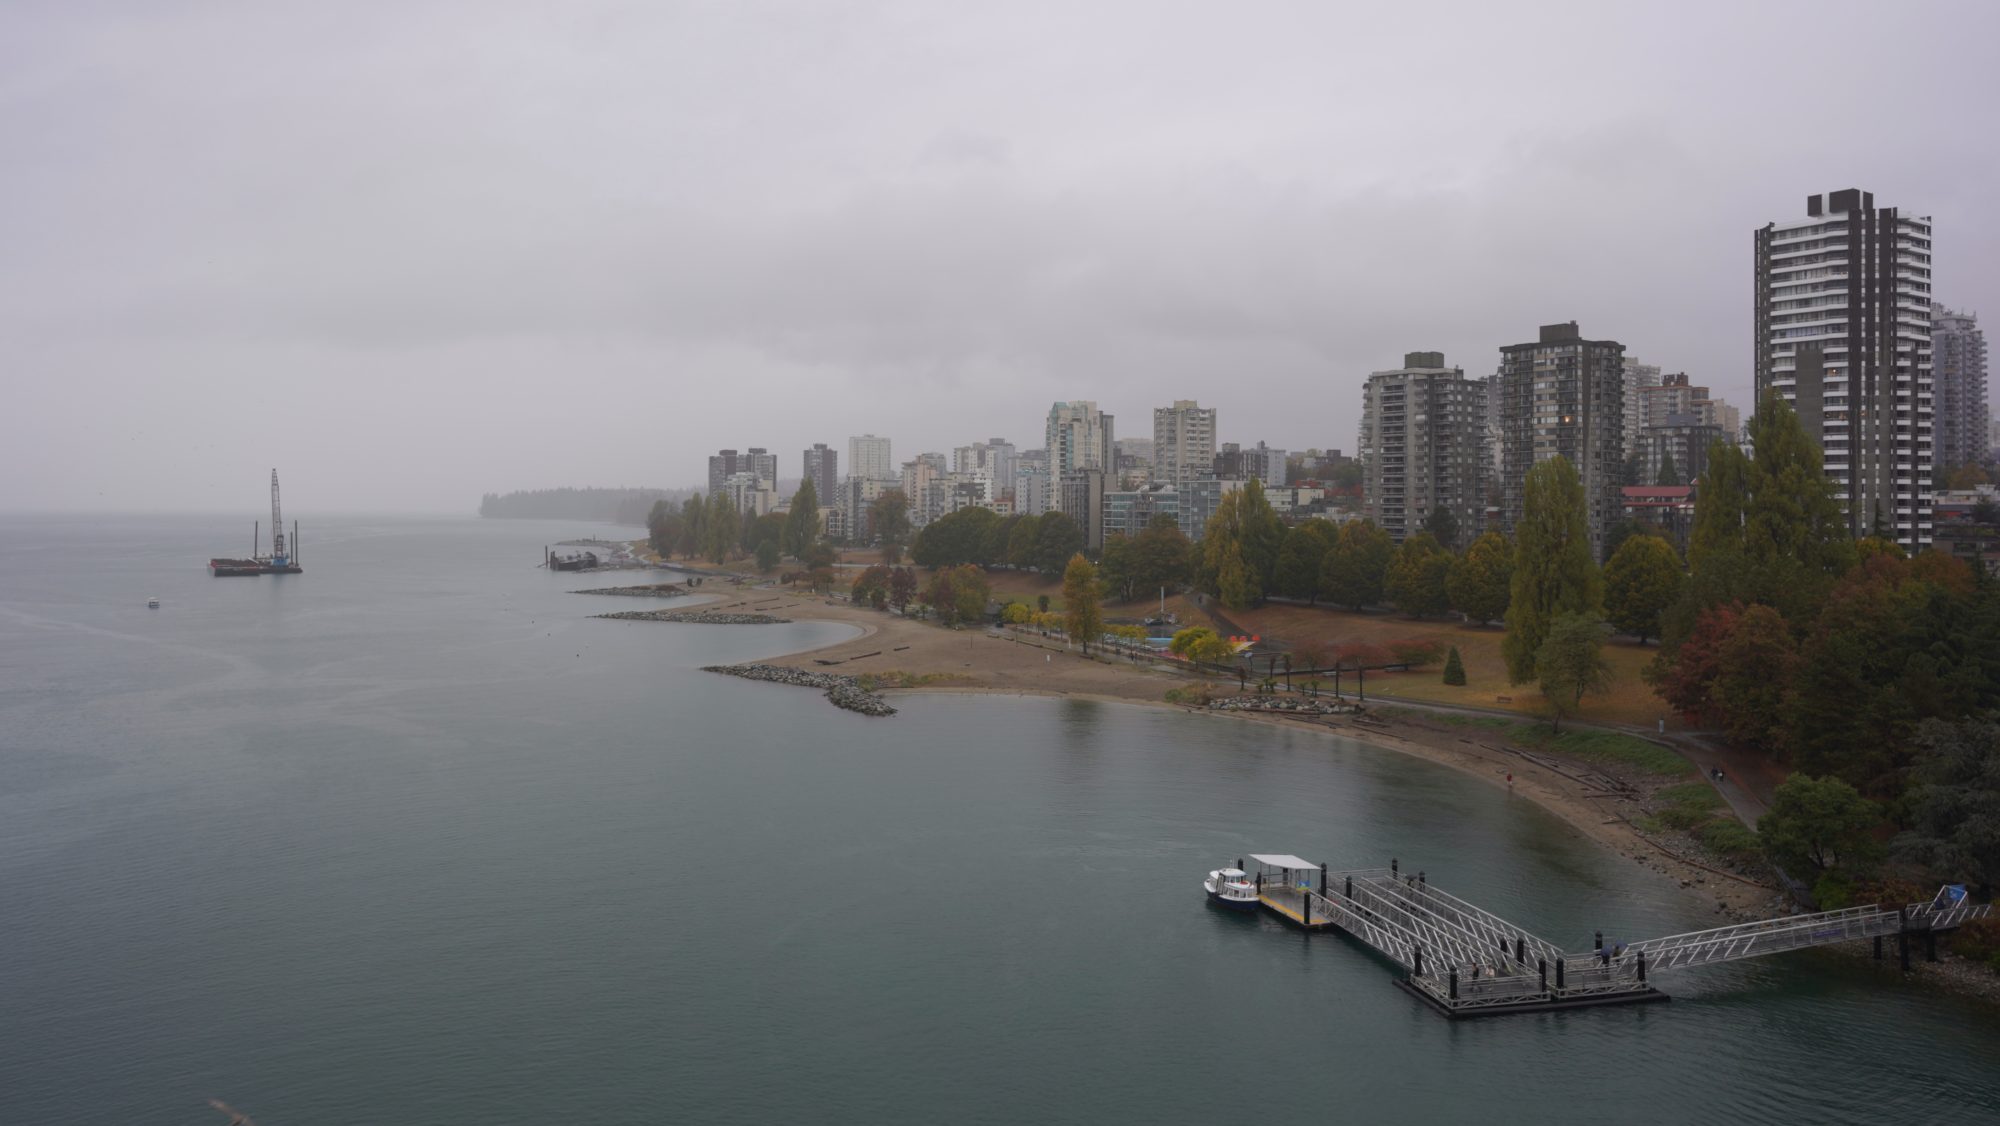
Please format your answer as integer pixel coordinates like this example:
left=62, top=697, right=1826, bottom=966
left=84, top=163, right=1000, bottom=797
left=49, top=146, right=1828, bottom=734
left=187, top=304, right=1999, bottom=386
left=1129, top=513, right=1194, bottom=597
left=1169, top=625, right=1235, bottom=665
left=1744, top=392, right=1855, bottom=579
left=1447, top=532, right=1512, bottom=625
left=982, top=515, right=1020, bottom=567
left=754, top=538, right=780, bottom=572
left=1656, top=450, right=1680, bottom=487
left=1272, top=519, right=1338, bottom=602
left=1385, top=532, right=1452, bottom=618
left=1758, top=774, right=1883, bottom=877
left=1329, top=462, right=1362, bottom=490
left=1604, top=533, right=1683, bottom=644
left=646, top=500, right=684, bottom=559
left=703, top=493, right=740, bottom=564
left=1098, top=534, right=1138, bottom=601
left=911, top=506, right=998, bottom=569
left=1319, top=519, right=1392, bottom=611
left=676, top=495, right=707, bottom=560
left=1007, top=514, right=1042, bottom=568
left=1200, top=481, right=1285, bottom=609
left=1062, top=553, right=1104, bottom=653
left=870, top=489, right=912, bottom=563
left=1034, top=512, right=1085, bottom=574
left=1534, top=612, right=1611, bottom=731
left=1442, top=646, right=1466, bottom=686
left=1896, top=718, right=2000, bottom=898
left=783, top=478, right=820, bottom=560
left=1503, top=456, right=1603, bottom=684
left=1687, top=438, right=1750, bottom=574
left=1421, top=506, right=1461, bottom=552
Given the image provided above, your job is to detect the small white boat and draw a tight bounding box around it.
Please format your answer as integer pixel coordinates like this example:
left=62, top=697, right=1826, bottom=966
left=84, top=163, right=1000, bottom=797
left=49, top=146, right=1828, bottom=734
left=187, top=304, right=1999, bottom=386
left=1204, top=865, right=1259, bottom=910
left=147, top=596, right=160, bottom=609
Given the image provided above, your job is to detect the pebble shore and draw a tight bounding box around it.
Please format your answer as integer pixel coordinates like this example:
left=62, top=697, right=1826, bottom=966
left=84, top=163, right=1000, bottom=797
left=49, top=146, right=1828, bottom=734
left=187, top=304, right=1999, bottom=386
left=595, top=610, right=791, bottom=624
left=702, top=663, right=897, bottom=716
left=1207, top=695, right=1362, bottom=715
left=568, top=583, right=693, bottom=598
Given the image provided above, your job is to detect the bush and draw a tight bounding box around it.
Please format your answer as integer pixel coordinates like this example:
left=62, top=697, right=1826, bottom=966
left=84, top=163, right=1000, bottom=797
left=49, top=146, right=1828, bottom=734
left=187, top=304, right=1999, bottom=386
left=1389, top=638, right=1446, bottom=667
left=1655, top=782, right=1725, bottom=812
left=1812, top=871, right=1855, bottom=910
left=1699, top=819, right=1763, bottom=860
left=1657, top=805, right=1711, bottom=831
left=1951, top=917, right=2000, bottom=973
left=1165, top=685, right=1213, bottom=707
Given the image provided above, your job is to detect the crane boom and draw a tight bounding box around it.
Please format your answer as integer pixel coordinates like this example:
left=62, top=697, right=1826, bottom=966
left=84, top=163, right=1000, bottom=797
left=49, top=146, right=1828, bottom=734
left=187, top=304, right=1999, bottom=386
left=269, top=469, right=288, bottom=565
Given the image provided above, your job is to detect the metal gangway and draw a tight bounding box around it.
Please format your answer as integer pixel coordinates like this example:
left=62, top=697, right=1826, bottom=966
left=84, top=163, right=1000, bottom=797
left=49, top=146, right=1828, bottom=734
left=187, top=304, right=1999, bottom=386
left=1240, top=856, right=1992, bottom=1018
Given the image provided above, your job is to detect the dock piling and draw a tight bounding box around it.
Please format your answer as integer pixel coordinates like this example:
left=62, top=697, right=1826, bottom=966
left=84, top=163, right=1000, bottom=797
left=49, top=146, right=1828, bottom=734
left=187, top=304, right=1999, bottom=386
left=1556, top=957, right=1565, bottom=988
left=1538, top=958, right=1547, bottom=991
left=1637, top=951, right=1647, bottom=983
left=1515, top=937, right=1525, bottom=963
left=1448, top=968, right=1458, bottom=1000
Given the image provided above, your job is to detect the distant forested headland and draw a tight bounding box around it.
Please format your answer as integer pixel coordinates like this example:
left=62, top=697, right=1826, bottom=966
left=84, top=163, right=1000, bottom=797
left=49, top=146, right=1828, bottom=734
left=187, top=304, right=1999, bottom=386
left=479, top=487, right=698, bottom=525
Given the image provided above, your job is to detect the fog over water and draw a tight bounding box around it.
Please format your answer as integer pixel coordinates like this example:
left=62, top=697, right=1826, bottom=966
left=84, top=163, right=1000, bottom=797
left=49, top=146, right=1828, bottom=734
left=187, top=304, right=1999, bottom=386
left=4, top=1, right=1997, bottom=512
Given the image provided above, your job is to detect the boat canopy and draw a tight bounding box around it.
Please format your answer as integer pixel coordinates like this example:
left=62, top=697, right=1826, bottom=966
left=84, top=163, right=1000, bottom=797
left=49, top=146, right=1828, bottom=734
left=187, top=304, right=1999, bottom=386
left=1249, top=854, right=1319, bottom=871
left=1214, top=868, right=1247, bottom=878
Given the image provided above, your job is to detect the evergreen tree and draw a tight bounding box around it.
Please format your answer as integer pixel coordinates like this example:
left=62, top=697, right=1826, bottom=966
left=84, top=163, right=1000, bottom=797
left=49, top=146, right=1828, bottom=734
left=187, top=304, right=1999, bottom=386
left=1441, top=646, right=1466, bottom=686
left=1062, top=553, right=1104, bottom=653
left=783, top=478, right=820, bottom=560
left=646, top=500, right=683, bottom=559
left=1319, top=519, right=1393, bottom=611
left=1656, top=450, right=1680, bottom=487
left=869, top=489, right=912, bottom=564
left=1896, top=718, right=2000, bottom=898
left=1447, top=531, right=1512, bottom=625
left=1503, top=456, right=1602, bottom=684
left=755, top=538, right=780, bottom=572
left=1604, top=533, right=1683, bottom=644
left=1385, top=532, right=1452, bottom=618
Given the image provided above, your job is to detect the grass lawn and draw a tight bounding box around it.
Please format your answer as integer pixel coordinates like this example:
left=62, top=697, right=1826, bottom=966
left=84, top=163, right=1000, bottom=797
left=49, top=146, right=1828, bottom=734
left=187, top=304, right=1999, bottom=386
left=1217, top=601, right=1673, bottom=728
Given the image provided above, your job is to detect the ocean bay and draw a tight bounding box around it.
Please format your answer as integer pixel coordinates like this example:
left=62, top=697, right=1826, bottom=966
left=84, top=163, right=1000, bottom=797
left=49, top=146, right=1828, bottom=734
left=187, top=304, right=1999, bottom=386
left=2, top=514, right=1996, bottom=1125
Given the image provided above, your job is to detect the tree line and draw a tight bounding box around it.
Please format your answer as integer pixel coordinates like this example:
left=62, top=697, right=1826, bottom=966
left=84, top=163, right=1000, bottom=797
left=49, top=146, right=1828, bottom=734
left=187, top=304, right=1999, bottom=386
left=481, top=486, right=697, bottom=525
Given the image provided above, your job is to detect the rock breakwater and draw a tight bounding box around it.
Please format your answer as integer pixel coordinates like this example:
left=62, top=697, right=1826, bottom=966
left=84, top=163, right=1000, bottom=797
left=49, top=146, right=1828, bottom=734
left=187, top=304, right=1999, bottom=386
left=595, top=610, right=790, bottom=624
left=1207, top=695, right=1360, bottom=716
left=702, top=663, right=897, bottom=716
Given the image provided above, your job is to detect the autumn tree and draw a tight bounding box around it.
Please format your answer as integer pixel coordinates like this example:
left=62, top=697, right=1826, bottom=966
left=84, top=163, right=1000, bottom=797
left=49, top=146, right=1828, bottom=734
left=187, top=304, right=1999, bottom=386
left=851, top=564, right=892, bottom=609
left=887, top=566, right=918, bottom=612
left=1711, top=604, right=1796, bottom=756
left=1385, top=532, right=1452, bottom=618
left=1062, top=553, right=1104, bottom=653
left=1534, top=612, right=1612, bottom=731
left=1199, top=480, right=1285, bottom=609
left=1447, top=531, right=1511, bottom=625
left=1503, top=456, right=1602, bottom=684
left=1604, top=533, right=1683, bottom=644
left=1319, top=519, right=1393, bottom=611
left=703, top=493, right=740, bottom=564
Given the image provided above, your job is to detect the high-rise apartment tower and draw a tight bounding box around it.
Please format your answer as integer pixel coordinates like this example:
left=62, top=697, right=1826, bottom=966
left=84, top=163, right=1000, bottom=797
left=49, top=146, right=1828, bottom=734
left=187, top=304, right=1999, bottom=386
left=1754, top=188, right=1933, bottom=545
left=1359, top=352, right=1489, bottom=546
left=1932, top=304, right=1988, bottom=477
left=1498, top=323, right=1626, bottom=555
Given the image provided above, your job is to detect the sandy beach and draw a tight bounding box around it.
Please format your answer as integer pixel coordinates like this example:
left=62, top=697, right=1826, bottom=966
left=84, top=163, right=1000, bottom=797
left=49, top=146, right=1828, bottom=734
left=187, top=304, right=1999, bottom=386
left=676, top=577, right=1785, bottom=921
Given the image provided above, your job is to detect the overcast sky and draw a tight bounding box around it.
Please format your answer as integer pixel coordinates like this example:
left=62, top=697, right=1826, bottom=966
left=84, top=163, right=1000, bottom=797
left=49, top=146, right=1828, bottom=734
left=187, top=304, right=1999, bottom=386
left=4, top=0, right=1996, bottom=513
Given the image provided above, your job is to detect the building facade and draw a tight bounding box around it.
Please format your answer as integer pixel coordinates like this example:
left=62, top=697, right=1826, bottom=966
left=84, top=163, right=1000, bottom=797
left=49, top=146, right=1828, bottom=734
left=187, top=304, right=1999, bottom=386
left=1754, top=188, right=1934, bottom=546
left=1621, top=358, right=1662, bottom=459
left=848, top=434, right=894, bottom=482
left=1359, top=351, right=1489, bottom=546
left=1932, top=304, right=1989, bottom=476
left=803, top=444, right=838, bottom=503
left=1497, top=324, right=1626, bottom=553
left=1057, top=469, right=1108, bottom=552
left=1152, top=400, right=1216, bottom=483
left=1045, top=401, right=1115, bottom=486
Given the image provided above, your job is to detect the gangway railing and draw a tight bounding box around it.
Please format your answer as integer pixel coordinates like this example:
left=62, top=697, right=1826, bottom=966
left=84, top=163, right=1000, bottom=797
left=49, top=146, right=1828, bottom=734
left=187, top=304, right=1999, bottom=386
left=1612, top=905, right=1898, bottom=972
left=1353, top=873, right=1565, bottom=968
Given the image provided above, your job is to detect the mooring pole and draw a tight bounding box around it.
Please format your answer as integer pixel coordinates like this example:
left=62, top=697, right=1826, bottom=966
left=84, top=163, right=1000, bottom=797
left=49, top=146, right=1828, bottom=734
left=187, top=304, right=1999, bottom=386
left=1418, top=870, right=1426, bottom=888
left=1303, top=895, right=1311, bottom=927
left=1413, top=945, right=1424, bottom=978
left=1344, top=875, right=1352, bottom=899
left=1926, top=927, right=1938, bottom=963
left=1319, top=862, right=1328, bottom=895
left=1555, top=957, right=1565, bottom=989
left=1391, top=858, right=1398, bottom=879
left=1636, top=951, right=1647, bottom=984
left=1539, top=958, right=1548, bottom=991
left=1448, top=968, right=1458, bottom=1000
left=1873, top=935, right=1883, bottom=960
left=1515, top=937, right=1525, bottom=963
left=1594, top=931, right=1603, bottom=952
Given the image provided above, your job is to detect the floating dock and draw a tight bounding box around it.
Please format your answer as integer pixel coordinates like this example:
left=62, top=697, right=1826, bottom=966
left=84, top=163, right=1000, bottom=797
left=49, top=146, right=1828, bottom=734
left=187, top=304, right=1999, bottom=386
left=1235, top=855, right=1990, bottom=1018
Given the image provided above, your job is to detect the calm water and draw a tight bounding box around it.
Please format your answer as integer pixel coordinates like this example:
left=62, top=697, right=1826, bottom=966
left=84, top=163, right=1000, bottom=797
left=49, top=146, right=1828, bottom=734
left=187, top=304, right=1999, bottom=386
left=1, top=514, right=1996, bottom=1124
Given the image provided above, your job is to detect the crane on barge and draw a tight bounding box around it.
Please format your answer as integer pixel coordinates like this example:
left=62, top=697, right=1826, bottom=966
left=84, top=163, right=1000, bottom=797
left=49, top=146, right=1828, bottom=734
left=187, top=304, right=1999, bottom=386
left=208, top=469, right=304, bottom=576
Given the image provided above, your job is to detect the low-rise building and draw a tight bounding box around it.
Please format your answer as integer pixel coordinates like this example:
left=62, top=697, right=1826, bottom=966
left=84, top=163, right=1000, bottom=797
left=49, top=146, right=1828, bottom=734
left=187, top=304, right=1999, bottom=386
left=1619, top=484, right=1695, bottom=553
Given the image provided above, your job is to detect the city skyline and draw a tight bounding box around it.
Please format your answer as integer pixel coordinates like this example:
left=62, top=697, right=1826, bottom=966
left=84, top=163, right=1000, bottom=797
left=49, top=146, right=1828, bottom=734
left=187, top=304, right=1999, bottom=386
left=4, top=3, right=1998, bottom=513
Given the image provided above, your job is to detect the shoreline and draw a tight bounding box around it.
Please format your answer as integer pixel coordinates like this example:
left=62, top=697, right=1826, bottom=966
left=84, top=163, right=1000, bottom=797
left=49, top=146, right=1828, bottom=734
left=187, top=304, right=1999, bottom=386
left=662, top=578, right=1786, bottom=921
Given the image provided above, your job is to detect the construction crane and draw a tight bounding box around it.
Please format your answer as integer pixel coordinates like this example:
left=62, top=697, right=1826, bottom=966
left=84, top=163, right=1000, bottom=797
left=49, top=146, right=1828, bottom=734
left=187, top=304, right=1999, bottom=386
left=268, top=469, right=289, bottom=567
left=208, top=1098, right=256, bottom=1125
